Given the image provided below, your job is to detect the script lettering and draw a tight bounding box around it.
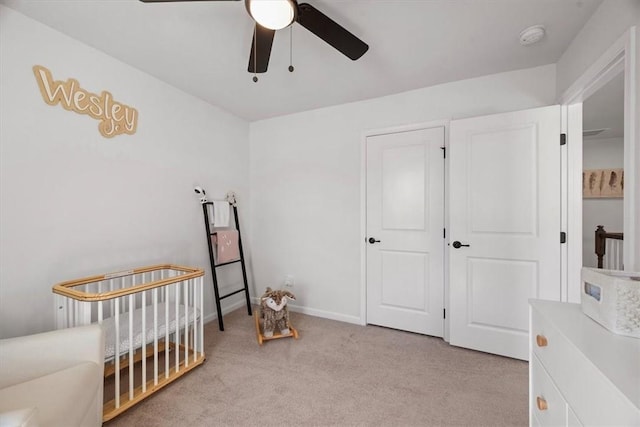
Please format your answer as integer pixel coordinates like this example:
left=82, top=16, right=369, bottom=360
left=33, top=65, right=138, bottom=138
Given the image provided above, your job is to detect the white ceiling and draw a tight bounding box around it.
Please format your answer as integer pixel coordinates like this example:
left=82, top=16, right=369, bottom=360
left=583, top=72, right=624, bottom=140
left=2, top=0, right=603, bottom=121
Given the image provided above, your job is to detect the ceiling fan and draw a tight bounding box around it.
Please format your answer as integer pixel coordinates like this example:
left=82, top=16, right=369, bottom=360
left=139, top=0, right=369, bottom=77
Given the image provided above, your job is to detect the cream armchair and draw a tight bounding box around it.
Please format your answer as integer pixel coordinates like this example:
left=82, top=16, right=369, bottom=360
left=0, top=324, right=104, bottom=427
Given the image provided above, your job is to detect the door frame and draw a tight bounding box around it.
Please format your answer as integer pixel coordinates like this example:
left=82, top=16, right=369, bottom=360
left=559, top=26, right=637, bottom=301
left=360, top=119, right=450, bottom=339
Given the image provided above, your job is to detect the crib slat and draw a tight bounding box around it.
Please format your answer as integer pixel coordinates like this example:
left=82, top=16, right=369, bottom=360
left=128, top=294, right=134, bottom=400
left=191, top=279, right=197, bottom=363
left=199, top=276, right=204, bottom=357
left=175, top=282, right=180, bottom=373
left=64, top=298, right=70, bottom=329
left=198, top=277, right=202, bottom=359
left=184, top=280, right=189, bottom=367
left=165, top=286, right=170, bottom=379
left=141, top=290, right=147, bottom=393
left=98, top=282, right=104, bottom=324
left=110, top=279, right=115, bottom=319
left=65, top=299, right=70, bottom=328
left=153, top=288, right=158, bottom=386
left=114, top=298, right=120, bottom=409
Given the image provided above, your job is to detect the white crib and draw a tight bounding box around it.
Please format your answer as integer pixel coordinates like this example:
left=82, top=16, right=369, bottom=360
left=52, top=264, right=205, bottom=422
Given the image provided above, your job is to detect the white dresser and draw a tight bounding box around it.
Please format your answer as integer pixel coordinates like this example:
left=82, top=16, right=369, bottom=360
left=529, top=300, right=640, bottom=426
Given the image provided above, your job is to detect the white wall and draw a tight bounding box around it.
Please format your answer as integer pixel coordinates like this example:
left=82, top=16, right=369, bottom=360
left=556, top=0, right=640, bottom=270
left=249, top=64, right=556, bottom=322
left=0, top=6, right=250, bottom=338
left=582, top=138, right=624, bottom=267
left=556, top=0, right=640, bottom=96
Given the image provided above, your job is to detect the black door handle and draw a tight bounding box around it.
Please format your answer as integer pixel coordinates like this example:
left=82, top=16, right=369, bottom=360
left=368, top=237, right=381, bottom=244
left=452, top=241, right=470, bottom=249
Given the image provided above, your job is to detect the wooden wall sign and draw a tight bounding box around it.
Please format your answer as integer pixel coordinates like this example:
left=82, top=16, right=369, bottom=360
left=33, top=65, right=138, bottom=138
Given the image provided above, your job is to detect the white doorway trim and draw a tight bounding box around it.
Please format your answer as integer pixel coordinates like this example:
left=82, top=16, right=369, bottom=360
left=360, top=119, right=449, bottom=337
left=559, top=26, right=637, bottom=301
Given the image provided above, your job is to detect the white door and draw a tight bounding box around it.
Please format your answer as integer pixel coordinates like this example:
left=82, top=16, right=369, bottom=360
left=366, top=126, right=445, bottom=336
left=449, top=106, right=561, bottom=360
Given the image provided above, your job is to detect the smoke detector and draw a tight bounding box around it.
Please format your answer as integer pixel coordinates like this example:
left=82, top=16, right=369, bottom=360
left=519, top=25, right=546, bottom=46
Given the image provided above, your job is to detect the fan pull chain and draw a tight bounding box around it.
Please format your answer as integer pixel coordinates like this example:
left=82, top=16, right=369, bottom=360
left=288, top=25, right=294, bottom=73
left=253, top=27, right=258, bottom=83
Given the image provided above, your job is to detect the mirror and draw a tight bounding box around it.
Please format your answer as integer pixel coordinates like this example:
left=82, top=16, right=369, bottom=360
left=582, top=72, right=624, bottom=270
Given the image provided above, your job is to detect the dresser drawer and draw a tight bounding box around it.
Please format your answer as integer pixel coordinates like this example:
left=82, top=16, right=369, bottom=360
left=531, top=354, right=567, bottom=426
left=530, top=305, right=562, bottom=368
left=530, top=302, right=640, bottom=426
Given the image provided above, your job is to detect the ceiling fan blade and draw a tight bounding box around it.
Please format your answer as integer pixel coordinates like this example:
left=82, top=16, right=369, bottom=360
left=296, top=2, right=368, bottom=60
left=139, top=0, right=239, bottom=2
left=248, top=24, right=275, bottom=73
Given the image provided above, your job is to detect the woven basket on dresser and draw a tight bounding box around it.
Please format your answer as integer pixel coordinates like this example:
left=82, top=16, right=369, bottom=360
left=581, top=267, right=640, bottom=338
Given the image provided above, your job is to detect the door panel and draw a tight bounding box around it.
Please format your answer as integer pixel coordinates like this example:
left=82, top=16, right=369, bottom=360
left=449, top=106, right=561, bottom=360
left=366, top=127, right=444, bottom=337
left=382, top=144, right=426, bottom=230
left=468, top=257, right=537, bottom=332
left=381, top=250, right=428, bottom=310
left=468, top=126, right=537, bottom=234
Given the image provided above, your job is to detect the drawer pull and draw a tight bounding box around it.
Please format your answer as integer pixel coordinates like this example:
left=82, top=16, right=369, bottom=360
left=536, top=334, right=548, bottom=347
left=536, top=396, right=548, bottom=411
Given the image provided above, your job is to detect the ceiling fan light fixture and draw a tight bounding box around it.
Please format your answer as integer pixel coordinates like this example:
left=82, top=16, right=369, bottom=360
left=246, top=0, right=296, bottom=31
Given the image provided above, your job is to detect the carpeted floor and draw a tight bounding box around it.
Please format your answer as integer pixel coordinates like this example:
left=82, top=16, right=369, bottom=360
left=105, top=307, right=528, bottom=426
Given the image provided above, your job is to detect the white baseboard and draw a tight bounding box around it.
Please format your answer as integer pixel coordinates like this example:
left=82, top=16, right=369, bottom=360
left=250, top=297, right=363, bottom=326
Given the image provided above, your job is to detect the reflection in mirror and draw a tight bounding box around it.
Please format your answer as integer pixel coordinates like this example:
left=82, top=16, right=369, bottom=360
left=582, top=72, right=624, bottom=270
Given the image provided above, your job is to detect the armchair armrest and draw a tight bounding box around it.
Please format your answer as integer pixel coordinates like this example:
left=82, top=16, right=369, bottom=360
left=0, top=324, right=104, bottom=389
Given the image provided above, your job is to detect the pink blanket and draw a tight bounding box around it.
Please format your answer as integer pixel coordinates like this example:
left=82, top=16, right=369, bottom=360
left=213, top=230, right=240, bottom=264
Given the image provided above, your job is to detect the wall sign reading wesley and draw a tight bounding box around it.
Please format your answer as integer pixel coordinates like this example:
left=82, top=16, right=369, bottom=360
left=33, top=65, right=138, bottom=138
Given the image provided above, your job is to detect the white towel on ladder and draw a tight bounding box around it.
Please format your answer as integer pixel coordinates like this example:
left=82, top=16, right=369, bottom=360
left=208, top=201, right=230, bottom=227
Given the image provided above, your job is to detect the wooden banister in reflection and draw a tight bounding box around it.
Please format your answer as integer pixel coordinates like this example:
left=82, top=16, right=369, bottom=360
left=595, top=225, right=624, bottom=269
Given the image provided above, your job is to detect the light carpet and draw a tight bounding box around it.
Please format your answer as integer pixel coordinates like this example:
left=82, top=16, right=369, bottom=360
left=105, top=307, right=528, bottom=426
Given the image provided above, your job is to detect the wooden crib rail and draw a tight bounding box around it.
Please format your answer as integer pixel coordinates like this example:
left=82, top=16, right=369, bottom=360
left=52, top=264, right=204, bottom=301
